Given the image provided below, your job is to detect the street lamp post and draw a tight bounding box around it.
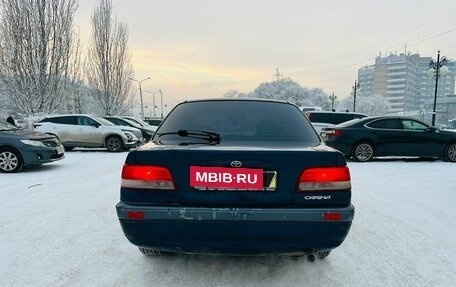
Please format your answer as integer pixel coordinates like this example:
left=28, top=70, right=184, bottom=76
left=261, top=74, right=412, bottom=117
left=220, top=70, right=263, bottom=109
left=159, top=89, right=163, bottom=119
left=427, top=50, right=449, bottom=126
left=329, top=92, right=337, bottom=111
left=146, top=89, right=162, bottom=117
left=352, top=80, right=360, bottom=112
left=129, top=77, right=150, bottom=119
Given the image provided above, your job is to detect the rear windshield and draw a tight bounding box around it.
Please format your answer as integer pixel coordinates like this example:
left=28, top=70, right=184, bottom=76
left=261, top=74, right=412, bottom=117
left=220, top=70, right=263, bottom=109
left=154, top=101, right=320, bottom=144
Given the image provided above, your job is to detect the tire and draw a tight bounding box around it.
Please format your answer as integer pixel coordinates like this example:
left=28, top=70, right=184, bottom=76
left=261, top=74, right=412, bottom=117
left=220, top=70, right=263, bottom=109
left=138, top=247, right=174, bottom=256
left=0, top=148, right=24, bottom=173
left=445, top=142, right=456, bottom=162
left=105, top=136, right=123, bottom=152
left=317, top=250, right=331, bottom=259
left=352, top=142, right=374, bottom=162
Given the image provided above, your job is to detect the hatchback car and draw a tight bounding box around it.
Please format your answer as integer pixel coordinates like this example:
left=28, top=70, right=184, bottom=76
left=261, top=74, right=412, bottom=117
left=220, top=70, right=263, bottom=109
left=34, top=114, right=142, bottom=152
left=116, top=99, right=355, bottom=260
left=321, top=116, right=456, bottom=162
left=0, top=120, right=64, bottom=173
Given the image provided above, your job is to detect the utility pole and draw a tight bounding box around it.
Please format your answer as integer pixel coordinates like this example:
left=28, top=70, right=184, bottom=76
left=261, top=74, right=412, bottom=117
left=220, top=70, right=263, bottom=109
left=329, top=92, right=337, bottom=111
left=273, top=68, right=283, bottom=81
left=428, top=50, right=448, bottom=126
left=352, top=80, right=360, bottom=112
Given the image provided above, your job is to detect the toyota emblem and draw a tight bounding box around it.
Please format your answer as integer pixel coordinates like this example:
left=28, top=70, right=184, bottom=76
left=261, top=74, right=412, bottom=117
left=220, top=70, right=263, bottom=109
left=231, top=161, right=242, bottom=168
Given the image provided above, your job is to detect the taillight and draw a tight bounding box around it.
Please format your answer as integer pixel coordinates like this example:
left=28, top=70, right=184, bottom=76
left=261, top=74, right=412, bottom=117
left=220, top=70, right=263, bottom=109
left=327, top=130, right=343, bottom=137
left=121, top=164, right=175, bottom=190
left=127, top=211, right=145, bottom=220
left=297, top=166, right=351, bottom=191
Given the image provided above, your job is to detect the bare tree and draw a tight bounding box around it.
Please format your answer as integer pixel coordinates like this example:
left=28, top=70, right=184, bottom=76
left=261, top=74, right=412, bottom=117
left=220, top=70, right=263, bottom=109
left=85, top=0, right=134, bottom=116
left=0, top=0, right=81, bottom=116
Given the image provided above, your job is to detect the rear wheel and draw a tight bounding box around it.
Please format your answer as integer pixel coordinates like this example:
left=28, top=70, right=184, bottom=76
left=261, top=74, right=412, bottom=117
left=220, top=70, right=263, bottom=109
left=445, top=142, right=456, bottom=162
left=317, top=250, right=331, bottom=259
left=0, top=148, right=24, bottom=173
left=138, top=247, right=174, bottom=256
left=352, top=142, right=374, bottom=162
left=105, top=136, right=123, bottom=152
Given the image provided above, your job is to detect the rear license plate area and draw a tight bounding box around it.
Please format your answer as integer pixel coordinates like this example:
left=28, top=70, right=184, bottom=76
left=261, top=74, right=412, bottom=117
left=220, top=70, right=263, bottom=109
left=190, top=166, right=277, bottom=191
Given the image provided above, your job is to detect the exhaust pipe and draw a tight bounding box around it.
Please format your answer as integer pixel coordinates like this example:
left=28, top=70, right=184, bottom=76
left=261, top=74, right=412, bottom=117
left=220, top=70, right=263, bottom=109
left=305, top=251, right=316, bottom=262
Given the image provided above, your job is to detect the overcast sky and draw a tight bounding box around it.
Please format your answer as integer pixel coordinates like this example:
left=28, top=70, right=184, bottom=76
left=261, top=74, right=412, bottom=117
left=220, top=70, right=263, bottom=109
left=75, top=0, right=456, bottom=106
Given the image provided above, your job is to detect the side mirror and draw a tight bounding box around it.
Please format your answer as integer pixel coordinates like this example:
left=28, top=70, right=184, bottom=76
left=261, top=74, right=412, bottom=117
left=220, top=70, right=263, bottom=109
left=91, top=122, right=101, bottom=128
left=426, top=126, right=437, bottom=133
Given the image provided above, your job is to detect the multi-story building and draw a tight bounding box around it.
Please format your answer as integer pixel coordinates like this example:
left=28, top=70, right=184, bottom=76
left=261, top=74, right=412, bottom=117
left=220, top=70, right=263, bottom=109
left=357, top=53, right=456, bottom=120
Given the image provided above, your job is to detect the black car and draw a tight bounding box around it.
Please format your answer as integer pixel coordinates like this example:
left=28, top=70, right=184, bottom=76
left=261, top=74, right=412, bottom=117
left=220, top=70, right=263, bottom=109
left=321, top=116, right=456, bottom=162
left=305, top=111, right=368, bottom=134
left=104, top=116, right=156, bottom=142
left=116, top=99, right=355, bottom=260
left=0, top=120, right=65, bottom=173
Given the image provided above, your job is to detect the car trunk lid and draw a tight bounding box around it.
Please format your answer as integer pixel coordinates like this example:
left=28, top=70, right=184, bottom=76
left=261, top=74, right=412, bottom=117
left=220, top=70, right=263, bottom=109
left=121, top=142, right=350, bottom=207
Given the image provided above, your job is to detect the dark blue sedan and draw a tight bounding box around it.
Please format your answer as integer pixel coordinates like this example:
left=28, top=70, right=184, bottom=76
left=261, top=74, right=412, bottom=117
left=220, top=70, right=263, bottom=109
left=116, top=99, right=354, bottom=261
left=321, top=116, right=456, bottom=162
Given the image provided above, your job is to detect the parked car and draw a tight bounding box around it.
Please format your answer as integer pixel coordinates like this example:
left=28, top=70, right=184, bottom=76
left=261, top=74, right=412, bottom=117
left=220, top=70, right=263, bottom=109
left=0, top=120, right=64, bottom=173
left=321, top=116, right=456, bottom=162
left=104, top=116, right=156, bottom=142
left=305, top=111, right=368, bottom=134
left=116, top=99, right=354, bottom=260
left=143, top=117, right=163, bottom=128
left=120, top=116, right=157, bottom=129
left=33, top=114, right=142, bottom=152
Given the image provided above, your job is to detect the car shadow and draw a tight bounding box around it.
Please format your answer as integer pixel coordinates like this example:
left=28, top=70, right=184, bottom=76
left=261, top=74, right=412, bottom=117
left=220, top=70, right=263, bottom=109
left=347, top=157, right=439, bottom=163
left=140, top=253, right=327, bottom=284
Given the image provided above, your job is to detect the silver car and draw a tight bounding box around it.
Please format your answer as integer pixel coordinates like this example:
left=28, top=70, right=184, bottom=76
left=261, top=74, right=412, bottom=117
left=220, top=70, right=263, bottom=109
left=33, top=114, right=142, bottom=152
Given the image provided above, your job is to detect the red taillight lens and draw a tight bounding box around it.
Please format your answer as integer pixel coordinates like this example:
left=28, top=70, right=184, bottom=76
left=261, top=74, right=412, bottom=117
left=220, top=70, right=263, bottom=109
left=127, top=211, right=145, bottom=220
left=323, top=212, right=343, bottom=221
left=327, top=130, right=343, bottom=137
left=298, top=166, right=351, bottom=191
left=121, top=164, right=175, bottom=190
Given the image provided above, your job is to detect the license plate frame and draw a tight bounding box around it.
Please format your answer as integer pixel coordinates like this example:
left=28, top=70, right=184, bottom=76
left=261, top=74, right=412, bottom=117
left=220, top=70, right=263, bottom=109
left=190, top=166, right=267, bottom=190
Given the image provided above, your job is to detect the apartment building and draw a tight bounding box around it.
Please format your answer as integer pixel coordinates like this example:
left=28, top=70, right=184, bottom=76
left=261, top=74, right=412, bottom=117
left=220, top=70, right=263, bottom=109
left=357, top=53, right=455, bottom=116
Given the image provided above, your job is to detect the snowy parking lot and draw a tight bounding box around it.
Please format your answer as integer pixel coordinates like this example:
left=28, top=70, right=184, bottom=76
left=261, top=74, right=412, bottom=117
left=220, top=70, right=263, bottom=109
left=1, top=150, right=455, bottom=287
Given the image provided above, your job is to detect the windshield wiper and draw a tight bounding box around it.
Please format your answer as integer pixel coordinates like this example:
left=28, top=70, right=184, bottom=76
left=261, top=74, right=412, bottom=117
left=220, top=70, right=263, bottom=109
left=157, top=129, right=221, bottom=144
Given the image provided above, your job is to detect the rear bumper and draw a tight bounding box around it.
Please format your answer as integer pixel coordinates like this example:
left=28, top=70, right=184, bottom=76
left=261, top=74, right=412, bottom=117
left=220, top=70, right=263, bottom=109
left=124, top=140, right=141, bottom=148
left=116, top=203, right=355, bottom=255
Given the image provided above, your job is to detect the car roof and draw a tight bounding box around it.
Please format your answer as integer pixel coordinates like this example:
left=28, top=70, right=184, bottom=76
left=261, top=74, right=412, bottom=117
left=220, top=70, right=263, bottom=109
left=182, top=98, right=292, bottom=105
left=44, top=114, right=98, bottom=118
left=306, top=111, right=367, bottom=116
left=339, top=115, right=431, bottom=127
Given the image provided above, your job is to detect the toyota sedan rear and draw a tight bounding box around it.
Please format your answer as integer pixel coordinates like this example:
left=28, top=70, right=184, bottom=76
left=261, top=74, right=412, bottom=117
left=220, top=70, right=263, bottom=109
left=116, top=99, right=355, bottom=260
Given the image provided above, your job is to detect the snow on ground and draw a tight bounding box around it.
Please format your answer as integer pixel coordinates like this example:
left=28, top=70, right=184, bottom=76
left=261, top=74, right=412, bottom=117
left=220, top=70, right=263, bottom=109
left=1, top=150, right=455, bottom=287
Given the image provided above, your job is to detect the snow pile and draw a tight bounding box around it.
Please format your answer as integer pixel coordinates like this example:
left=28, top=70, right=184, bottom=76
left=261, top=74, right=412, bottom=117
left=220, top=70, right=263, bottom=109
left=0, top=151, right=455, bottom=286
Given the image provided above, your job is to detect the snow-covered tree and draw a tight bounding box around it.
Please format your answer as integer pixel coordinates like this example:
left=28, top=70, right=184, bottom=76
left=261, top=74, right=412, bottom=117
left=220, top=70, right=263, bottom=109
left=85, top=0, right=134, bottom=116
left=223, top=89, right=250, bottom=98
left=225, top=78, right=331, bottom=110
left=340, top=94, right=390, bottom=116
left=0, top=0, right=81, bottom=116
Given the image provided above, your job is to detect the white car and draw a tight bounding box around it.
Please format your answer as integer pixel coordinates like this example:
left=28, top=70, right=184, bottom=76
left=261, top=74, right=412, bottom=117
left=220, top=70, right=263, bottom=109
left=33, top=114, right=142, bottom=152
